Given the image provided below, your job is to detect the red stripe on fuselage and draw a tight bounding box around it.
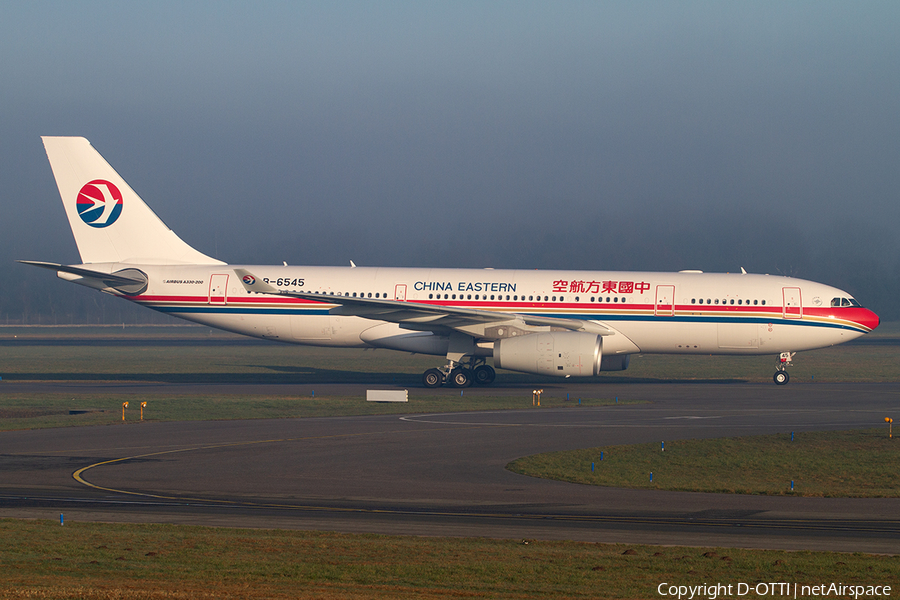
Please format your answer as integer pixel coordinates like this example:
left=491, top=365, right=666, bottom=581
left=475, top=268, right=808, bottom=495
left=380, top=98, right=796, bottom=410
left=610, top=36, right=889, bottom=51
left=121, top=294, right=879, bottom=330
left=804, top=306, right=880, bottom=330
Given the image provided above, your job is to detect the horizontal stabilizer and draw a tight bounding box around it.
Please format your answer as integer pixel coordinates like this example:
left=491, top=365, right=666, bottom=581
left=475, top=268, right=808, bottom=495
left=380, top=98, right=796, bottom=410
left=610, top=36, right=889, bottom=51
left=19, top=261, right=149, bottom=295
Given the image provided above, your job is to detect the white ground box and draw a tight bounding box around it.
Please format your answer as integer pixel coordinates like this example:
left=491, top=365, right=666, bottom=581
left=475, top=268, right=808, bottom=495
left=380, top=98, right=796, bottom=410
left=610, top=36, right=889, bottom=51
left=366, top=390, right=409, bottom=403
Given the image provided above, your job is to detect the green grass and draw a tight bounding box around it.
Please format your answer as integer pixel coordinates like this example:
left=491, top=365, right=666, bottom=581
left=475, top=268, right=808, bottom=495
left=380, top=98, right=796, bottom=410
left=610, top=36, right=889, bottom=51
left=0, top=343, right=436, bottom=384
left=1, top=519, right=897, bottom=599
left=0, top=392, right=627, bottom=431
left=2, top=322, right=900, bottom=385
left=508, top=429, right=900, bottom=497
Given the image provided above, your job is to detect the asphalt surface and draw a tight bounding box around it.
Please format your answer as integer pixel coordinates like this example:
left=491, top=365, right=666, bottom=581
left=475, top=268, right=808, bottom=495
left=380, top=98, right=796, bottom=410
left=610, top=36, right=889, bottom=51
left=1, top=381, right=899, bottom=553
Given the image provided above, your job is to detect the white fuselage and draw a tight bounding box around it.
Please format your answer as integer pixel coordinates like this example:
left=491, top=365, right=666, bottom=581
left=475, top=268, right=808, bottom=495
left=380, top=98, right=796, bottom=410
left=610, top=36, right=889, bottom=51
left=85, top=264, right=877, bottom=358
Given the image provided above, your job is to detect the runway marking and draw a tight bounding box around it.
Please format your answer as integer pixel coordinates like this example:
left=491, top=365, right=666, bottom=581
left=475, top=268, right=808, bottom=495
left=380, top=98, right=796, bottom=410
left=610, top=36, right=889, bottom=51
left=71, top=423, right=494, bottom=498
left=39, top=399, right=900, bottom=547
left=664, top=416, right=724, bottom=420
left=400, top=406, right=892, bottom=427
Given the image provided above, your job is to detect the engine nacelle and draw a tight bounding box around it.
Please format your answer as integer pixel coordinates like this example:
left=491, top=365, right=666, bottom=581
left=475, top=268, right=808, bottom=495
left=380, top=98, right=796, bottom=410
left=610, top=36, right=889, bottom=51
left=494, top=331, right=602, bottom=377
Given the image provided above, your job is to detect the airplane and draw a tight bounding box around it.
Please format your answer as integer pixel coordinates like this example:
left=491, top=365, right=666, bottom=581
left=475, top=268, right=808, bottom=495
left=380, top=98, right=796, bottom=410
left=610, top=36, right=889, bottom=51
left=22, top=136, right=880, bottom=387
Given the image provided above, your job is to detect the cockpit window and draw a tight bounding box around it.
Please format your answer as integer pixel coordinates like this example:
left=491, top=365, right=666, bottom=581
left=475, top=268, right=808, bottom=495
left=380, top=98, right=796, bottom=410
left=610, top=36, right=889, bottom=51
left=832, top=297, right=863, bottom=308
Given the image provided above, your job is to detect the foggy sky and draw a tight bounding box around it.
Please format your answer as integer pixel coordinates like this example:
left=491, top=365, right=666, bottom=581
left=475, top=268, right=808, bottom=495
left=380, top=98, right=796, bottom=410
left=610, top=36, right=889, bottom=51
left=2, top=1, right=899, bottom=322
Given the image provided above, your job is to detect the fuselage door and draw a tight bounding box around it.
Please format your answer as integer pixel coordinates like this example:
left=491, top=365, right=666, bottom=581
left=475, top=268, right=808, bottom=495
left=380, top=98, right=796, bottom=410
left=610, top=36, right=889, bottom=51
left=783, top=287, right=802, bottom=319
left=654, top=285, right=675, bottom=316
left=394, top=284, right=407, bottom=301
left=209, top=274, right=229, bottom=304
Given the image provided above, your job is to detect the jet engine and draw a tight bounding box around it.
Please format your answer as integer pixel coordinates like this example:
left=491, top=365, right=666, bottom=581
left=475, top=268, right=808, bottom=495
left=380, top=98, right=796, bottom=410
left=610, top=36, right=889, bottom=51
left=493, top=331, right=602, bottom=377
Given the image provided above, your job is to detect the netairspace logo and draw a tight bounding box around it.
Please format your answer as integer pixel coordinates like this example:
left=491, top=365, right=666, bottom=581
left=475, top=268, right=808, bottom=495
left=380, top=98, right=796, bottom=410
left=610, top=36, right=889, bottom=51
left=77, top=180, right=123, bottom=228
left=657, top=582, right=892, bottom=599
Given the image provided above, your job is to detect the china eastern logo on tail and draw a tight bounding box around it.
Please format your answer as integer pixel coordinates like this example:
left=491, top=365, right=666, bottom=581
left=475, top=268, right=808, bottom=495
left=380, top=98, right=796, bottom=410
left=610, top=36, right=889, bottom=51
left=76, top=180, right=123, bottom=228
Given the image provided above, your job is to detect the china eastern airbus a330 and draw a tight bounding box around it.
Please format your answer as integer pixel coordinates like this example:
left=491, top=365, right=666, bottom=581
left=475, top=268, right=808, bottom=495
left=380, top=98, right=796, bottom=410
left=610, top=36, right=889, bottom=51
left=23, top=137, right=879, bottom=387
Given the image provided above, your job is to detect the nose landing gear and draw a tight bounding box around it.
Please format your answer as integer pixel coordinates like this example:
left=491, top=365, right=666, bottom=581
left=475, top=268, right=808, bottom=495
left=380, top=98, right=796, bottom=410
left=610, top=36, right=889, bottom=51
left=773, top=352, right=794, bottom=385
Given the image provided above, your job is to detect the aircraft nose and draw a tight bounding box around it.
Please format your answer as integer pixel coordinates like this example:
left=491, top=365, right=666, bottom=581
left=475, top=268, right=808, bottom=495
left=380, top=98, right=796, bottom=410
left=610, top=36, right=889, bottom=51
left=859, top=308, right=880, bottom=331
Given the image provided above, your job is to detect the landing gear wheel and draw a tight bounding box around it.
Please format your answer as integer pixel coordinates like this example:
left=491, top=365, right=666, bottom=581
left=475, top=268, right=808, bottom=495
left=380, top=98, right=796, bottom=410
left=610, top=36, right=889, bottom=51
left=774, top=371, right=789, bottom=385
left=449, top=368, right=473, bottom=388
left=423, top=368, right=444, bottom=388
left=473, top=364, right=496, bottom=386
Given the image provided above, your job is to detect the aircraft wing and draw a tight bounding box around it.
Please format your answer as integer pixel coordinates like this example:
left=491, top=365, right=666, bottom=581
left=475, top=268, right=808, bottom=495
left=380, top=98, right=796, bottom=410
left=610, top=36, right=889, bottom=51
left=234, top=269, right=613, bottom=338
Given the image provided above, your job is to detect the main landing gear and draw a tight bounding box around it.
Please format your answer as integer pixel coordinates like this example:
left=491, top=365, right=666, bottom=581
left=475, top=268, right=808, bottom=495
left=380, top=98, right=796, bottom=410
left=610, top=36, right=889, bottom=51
left=423, top=359, right=496, bottom=388
left=773, top=352, right=795, bottom=385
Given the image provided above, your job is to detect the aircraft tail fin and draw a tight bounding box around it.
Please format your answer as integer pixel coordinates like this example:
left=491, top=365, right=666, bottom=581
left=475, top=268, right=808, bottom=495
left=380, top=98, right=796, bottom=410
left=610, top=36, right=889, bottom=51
left=41, top=136, right=224, bottom=265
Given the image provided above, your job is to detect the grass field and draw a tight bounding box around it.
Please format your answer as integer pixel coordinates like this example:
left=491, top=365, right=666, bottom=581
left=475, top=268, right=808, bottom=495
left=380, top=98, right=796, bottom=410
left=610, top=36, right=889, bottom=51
left=0, top=392, right=630, bottom=431
left=2, top=519, right=897, bottom=600
left=1, top=322, right=899, bottom=386
left=508, top=428, right=900, bottom=497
